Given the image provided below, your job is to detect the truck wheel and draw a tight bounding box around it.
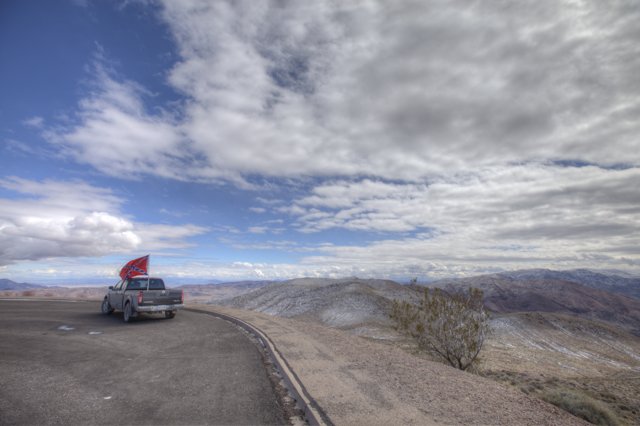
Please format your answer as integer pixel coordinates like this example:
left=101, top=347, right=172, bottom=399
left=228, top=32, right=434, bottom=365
left=164, top=311, right=176, bottom=319
left=123, top=302, right=133, bottom=323
left=101, top=298, right=114, bottom=315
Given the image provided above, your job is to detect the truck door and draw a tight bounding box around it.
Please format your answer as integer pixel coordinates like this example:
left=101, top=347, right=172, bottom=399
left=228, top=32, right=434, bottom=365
left=111, top=280, right=126, bottom=310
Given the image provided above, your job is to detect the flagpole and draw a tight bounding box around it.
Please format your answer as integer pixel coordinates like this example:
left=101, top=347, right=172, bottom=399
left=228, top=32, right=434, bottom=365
left=147, top=254, right=150, bottom=291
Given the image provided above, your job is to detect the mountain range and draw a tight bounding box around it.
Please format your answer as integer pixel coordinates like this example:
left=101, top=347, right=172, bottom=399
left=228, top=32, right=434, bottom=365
left=0, top=279, right=44, bottom=291
left=472, top=268, right=640, bottom=299
left=428, top=270, right=640, bottom=335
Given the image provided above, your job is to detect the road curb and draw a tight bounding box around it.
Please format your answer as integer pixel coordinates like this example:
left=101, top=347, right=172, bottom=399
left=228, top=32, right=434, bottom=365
left=187, top=307, right=332, bottom=426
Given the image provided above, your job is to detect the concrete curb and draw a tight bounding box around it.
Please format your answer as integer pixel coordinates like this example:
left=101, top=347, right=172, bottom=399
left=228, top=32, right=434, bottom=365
left=187, top=308, right=332, bottom=426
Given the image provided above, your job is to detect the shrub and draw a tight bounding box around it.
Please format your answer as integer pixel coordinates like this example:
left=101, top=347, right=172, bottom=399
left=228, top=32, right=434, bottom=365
left=390, top=287, right=489, bottom=370
left=541, top=389, right=620, bottom=426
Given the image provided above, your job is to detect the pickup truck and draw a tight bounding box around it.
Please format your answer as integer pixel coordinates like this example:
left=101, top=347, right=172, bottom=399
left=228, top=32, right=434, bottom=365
left=101, top=277, right=184, bottom=322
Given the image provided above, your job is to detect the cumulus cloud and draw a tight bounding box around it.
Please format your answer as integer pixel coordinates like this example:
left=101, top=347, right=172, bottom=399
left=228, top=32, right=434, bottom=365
left=0, top=178, right=207, bottom=266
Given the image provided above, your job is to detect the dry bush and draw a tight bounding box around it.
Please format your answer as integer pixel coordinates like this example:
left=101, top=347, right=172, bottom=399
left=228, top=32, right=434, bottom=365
left=541, top=389, right=620, bottom=426
left=390, top=286, right=489, bottom=370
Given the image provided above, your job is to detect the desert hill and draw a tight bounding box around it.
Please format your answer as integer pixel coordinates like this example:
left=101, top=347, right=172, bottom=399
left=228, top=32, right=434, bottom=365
left=429, top=274, right=640, bottom=335
left=178, top=280, right=274, bottom=303
left=482, top=310, right=640, bottom=425
left=217, top=272, right=640, bottom=422
left=0, top=279, right=44, bottom=291
left=218, top=271, right=640, bottom=335
left=486, top=311, right=640, bottom=376
left=497, top=268, right=640, bottom=300
left=219, top=277, right=419, bottom=334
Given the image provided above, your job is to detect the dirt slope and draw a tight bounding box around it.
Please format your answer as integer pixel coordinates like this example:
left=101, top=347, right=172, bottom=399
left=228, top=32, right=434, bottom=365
left=201, top=305, right=586, bottom=426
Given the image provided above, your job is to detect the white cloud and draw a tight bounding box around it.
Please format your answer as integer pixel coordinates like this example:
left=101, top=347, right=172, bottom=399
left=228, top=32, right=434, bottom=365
left=53, top=0, right=640, bottom=183
left=283, top=164, right=640, bottom=275
left=48, top=66, right=190, bottom=181
left=291, top=165, right=640, bottom=238
left=0, top=178, right=208, bottom=266
left=55, top=3, right=640, bottom=178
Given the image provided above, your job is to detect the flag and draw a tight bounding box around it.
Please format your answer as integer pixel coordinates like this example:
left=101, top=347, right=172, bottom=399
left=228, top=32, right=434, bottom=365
left=119, top=255, right=149, bottom=280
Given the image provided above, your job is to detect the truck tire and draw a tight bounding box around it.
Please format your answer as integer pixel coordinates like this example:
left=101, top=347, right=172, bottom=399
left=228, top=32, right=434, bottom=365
left=123, top=302, right=133, bottom=323
left=164, top=311, right=176, bottom=319
left=101, top=298, right=114, bottom=315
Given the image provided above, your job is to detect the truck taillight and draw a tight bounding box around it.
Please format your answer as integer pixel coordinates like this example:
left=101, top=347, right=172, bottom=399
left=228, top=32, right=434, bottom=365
left=137, top=290, right=143, bottom=305
left=181, top=289, right=184, bottom=304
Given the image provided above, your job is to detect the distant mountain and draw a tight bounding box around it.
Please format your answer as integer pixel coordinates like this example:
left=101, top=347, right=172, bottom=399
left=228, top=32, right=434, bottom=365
left=0, top=279, right=44, bottom=291
left=179, top=280, right=274, bottom=290
left=178, top=280, right=275, bottom=303
left=496, top=269, right=640, bottom=299
left=428, top=273, right=640, bottom=335
left=219, top=277, right=419, bottom=332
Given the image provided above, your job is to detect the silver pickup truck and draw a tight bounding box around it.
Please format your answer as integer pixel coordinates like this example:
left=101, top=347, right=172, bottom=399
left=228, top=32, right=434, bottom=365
left=101, top=277, right=184, bottom=322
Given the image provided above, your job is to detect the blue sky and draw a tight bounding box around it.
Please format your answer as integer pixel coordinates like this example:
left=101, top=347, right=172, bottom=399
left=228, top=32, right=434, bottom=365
left=1, top=0, right=639, bottom=285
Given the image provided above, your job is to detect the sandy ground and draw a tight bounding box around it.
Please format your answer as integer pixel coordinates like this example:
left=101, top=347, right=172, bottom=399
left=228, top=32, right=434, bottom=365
left=198, top=305, right=586, bottom=426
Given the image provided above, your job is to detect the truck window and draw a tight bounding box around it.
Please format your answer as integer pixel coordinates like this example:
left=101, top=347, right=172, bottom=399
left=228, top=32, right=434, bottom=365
left=126, top=278, right=165, bottom=291
left=148, top=279, right=165, bottom=290
left=126, top=279, right=147, bottom=291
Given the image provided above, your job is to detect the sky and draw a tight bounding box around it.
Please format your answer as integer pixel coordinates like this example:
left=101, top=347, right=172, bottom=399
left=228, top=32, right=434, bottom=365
left=1, top=0, right=639, bottom=285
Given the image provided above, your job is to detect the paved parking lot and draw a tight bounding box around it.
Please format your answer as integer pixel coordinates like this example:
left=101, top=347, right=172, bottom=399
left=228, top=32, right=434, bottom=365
left=0, top=300, right=285, bottom=425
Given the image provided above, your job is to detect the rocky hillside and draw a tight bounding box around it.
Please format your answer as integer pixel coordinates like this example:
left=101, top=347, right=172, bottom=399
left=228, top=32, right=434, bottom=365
left=429, top=274, right=640, bottom=335
left=219, top=277, right=419, bottom=332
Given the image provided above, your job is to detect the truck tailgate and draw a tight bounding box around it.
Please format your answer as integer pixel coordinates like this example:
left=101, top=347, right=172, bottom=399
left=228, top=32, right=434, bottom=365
left=139, top=290, right=182, bottom=306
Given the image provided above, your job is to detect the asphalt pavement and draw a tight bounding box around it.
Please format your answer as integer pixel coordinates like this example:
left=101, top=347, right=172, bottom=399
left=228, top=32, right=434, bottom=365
left=0, top=299, right=286, bottom=425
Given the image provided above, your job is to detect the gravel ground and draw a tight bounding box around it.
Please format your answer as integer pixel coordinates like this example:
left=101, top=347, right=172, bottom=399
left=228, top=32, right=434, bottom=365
left=201, top=305, right=587, bottom=426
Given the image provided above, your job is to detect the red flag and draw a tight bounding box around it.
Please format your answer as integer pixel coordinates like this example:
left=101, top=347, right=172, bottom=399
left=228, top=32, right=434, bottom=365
left=119, top=255, right=149, bottom=280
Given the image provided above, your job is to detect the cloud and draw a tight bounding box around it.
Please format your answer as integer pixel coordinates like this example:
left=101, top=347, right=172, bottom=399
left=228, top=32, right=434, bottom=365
left=282, top=164, right=640, bottom=275
left=0, top=178, right=207, bottom=266
left=291, top=165, right=640, bottom=238
left=51, top=0, right=640, bottom=184
left=31, top=1, right=640, bottom=278
left=47, top=65, right=191, bottom=182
